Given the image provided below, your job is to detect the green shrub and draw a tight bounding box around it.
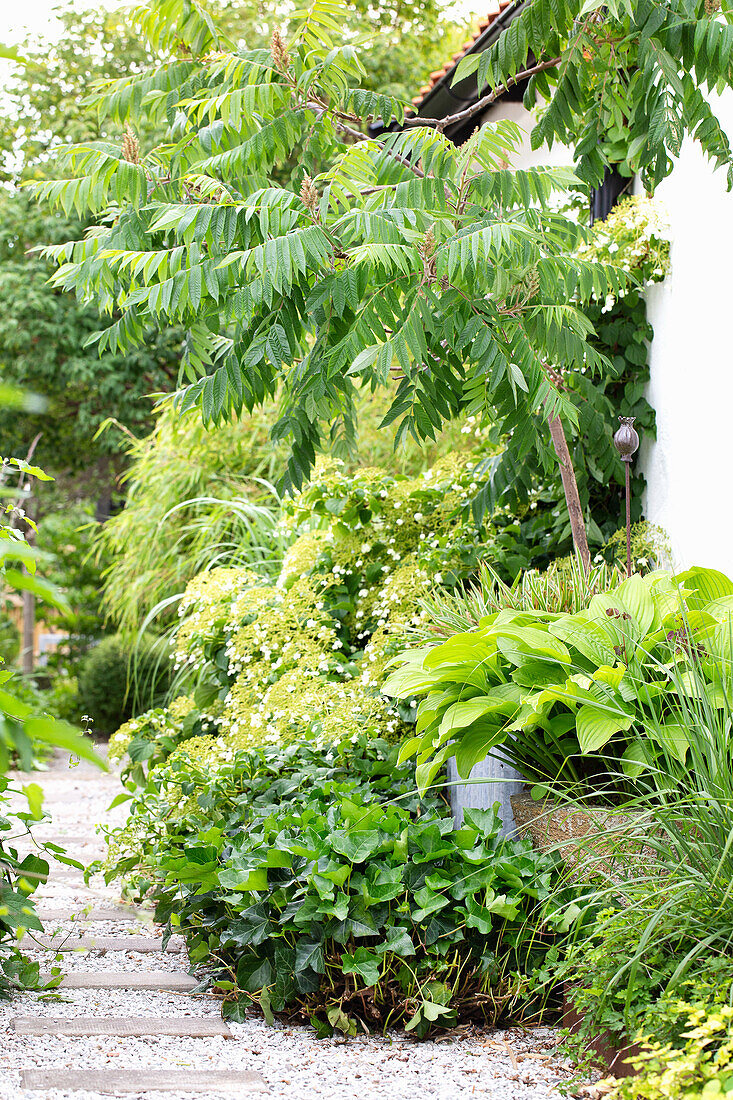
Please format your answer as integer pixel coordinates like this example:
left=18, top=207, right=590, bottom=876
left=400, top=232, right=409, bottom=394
left=108, top=695, right=195, bottom=774
left=36, top=502, right=111, bottom=667
left=614, top=1000, right=733, bottom=1100
left=100, top=735, right=578, bottom=1036
left=41, top=674, right=82, bottom=724
left=555, top=895, right=733, bottom=1096
left=0, top=448, right=105, bottom=996
left=601, top=521, right=671, bottom=574
left=97, top=394, right=483, bottom=636
left=78, top=634, right=171, bottom=735
left=552, top=644, right=733, bottom=1093
left=384, top=566, right=733, bottom=798
left=556, top=895, right=733, bottom=1055
left=109, top=448, right=533, bottom=777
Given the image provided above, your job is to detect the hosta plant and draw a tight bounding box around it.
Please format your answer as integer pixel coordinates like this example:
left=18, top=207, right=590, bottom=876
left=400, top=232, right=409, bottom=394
left=383, top=566, right=733, bottom=799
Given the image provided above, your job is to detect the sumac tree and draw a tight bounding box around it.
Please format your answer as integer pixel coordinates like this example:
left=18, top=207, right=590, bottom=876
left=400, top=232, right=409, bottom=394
left=31, top=0, right=733, bottom=560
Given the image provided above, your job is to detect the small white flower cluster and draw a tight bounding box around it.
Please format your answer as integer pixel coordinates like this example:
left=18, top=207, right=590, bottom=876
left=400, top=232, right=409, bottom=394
left=577, top=195, right=671, bottom=312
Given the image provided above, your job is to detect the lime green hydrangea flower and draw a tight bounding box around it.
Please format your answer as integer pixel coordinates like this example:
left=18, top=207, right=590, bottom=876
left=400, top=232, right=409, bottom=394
left=114, top=443, right=495, bottom=771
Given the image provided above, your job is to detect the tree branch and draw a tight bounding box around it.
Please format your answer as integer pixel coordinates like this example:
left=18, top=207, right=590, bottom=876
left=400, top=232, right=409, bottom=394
left=403, top=56, right=562, bottom=132
left=317, top=108, right=425, bottom=179
left=303, top=98, right=425, bottom=179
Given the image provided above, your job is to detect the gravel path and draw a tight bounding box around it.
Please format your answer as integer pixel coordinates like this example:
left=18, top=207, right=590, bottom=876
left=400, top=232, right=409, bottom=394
left=0, top=750, right=582, bottom=1100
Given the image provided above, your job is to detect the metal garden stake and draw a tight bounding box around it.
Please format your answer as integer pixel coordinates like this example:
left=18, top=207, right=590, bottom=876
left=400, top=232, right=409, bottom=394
left=612, top=416, right=640, bottom=578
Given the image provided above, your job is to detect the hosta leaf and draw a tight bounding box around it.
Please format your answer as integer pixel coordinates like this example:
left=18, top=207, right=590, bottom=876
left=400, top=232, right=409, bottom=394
left=491, top=624, right=571, bottom=669
left=621, top=741, right=649, bottom=778
left=423, top=633, right=495, bottom=670
left=592, top=664, right=626, bottom=690
left=576, top=705, right=634, bottom=753
left=381, top=661, right=435, bottom=698
left=454, top=725, right=507, bottom=779
left=616, top=574, right=657, bottom=635
left=676, top=566, right=733, bottom=609
left=438, top=696, right=513, bottom=738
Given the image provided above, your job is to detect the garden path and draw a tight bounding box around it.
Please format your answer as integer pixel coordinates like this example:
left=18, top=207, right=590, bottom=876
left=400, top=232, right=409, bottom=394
left=0, top=750, right=578, bottom=1100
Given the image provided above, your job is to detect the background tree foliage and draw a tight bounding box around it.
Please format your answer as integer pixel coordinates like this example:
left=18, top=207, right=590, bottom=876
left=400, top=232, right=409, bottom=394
left=0, top=194, right=181, bottom=478
left=0, top=6, right=185, bottom=480
left=30, top=3, right=613, bottom=523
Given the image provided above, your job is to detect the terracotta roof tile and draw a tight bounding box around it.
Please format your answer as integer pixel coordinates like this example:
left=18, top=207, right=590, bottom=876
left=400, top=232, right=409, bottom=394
left=413, top=1, right=517, bottom=110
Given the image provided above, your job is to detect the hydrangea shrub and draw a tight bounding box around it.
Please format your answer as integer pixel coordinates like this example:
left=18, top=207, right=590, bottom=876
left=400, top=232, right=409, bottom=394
left=110, top=449, right=534, bottom=774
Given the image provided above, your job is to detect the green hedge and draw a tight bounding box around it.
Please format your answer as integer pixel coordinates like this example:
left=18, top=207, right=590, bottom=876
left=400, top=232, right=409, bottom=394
left=78, top=633, right=171, bottom=735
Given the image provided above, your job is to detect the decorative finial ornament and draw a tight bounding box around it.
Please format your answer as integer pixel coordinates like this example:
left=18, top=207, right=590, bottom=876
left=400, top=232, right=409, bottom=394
left=613, top=416, right=640, bottom=462
left=612, top=416, right=640, bottom=578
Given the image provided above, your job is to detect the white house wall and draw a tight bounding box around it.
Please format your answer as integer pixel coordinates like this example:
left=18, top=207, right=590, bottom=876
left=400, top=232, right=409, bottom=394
left=484, top=98, right=733, bottom=575
left=480, top=100, right=576, bottom=170
left=637, top=92, right=733, bottom=576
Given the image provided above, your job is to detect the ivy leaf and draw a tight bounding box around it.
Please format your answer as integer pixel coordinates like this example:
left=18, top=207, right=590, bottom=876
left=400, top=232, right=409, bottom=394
left=329, top=830, right=383, bottom=863
left=295, top=937, right=326, bottom=976
left=219, top=867, right=268, bottom=892
left=222, top=996, right=252, bottom=1022
left=377, top=926, right=415, bottom=958
left=236, top=955, right=274, bottom=994
left=341, top=947, right=380, bottom=987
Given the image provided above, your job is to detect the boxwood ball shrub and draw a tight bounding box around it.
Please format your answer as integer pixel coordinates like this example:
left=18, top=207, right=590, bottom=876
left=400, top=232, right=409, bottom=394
left=79, top=633, right=171, bottom=735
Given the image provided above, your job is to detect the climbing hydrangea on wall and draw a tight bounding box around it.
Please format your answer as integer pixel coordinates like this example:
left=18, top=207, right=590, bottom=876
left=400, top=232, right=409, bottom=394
left=577, top=195, right=671, bottom=312
left=110, top=447, right=528, bottom=777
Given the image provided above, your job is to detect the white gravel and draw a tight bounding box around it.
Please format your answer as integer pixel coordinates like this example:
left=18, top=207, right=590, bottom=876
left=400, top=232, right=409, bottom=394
left=0, top=750, right=583, bottom=1100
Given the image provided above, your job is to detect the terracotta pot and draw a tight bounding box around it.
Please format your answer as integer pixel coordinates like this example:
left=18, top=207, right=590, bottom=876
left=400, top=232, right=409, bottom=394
left=510, top=791, right=654, bottom=878
left=562, top=987, right=641, bottom=1078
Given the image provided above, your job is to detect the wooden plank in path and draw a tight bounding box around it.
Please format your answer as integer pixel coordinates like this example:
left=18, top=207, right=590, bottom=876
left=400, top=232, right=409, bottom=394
left=39, top=971, right=199, bottom=991
left=32, top=934, right=183, bottom=953
left=36, top=907, right=144, bottom=922
left=13, top=1016, right=233, bottom=1038
left=20, top=1070, right=268, bottom=1093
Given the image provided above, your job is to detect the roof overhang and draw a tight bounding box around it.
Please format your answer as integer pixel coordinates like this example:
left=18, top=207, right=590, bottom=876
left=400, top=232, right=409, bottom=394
left=369, top=0, right=526, bottom=143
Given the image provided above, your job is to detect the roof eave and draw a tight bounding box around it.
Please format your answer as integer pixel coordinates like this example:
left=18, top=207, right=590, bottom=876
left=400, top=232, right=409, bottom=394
left=414, top=0, right=524, bottom=122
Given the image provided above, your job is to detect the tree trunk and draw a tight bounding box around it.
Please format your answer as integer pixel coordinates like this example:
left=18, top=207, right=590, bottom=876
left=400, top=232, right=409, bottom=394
left=21, top=584, right=35, bottom=675
left=547, top=414, right=591, bottom=573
